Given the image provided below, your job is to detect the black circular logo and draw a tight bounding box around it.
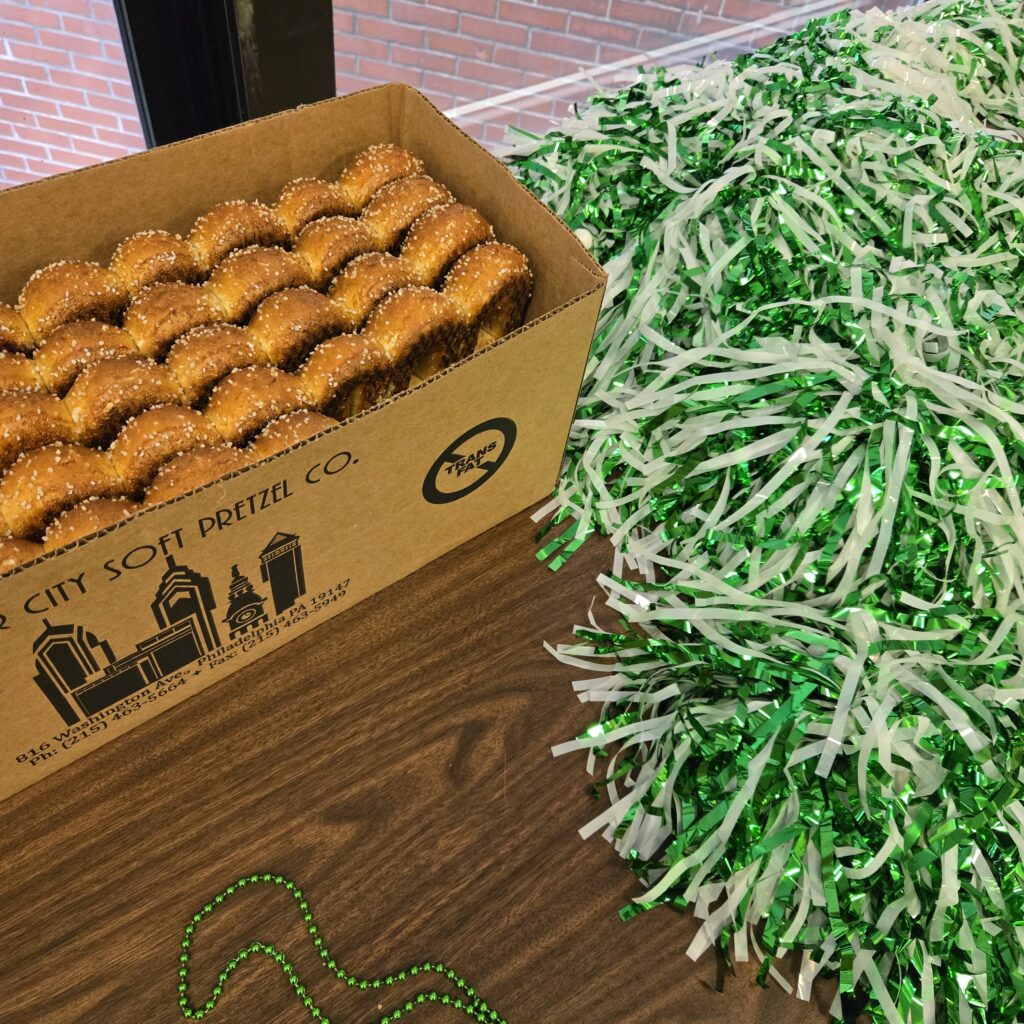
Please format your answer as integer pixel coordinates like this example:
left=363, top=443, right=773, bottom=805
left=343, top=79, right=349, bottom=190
left=422, top=417, right=517, bottom=504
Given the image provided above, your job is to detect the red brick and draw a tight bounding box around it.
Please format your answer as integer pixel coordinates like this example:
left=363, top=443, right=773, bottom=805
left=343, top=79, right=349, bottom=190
left=69, top=134, right=128, bottom=158
left=568, top=13, right=641, bottom=45
left=391, top=44, right=456, bottom=74
left=334, top=51, right=359, bottom=77
left=84, top=91, right=137, bottom=117
left=33, top=114, right=92, bottom=139
left=37, top=0, right=92, bottom=17
left=355, top=58, right=423, bottom=88
left=334, top=10, right=354, bottom=32
left=391, top=0, right=458, bottom=30
left=37, top=28, right=104, bottom=55
left=30, top=80, right=89, bottom=105
left=720, top=0, right=789, bottom=20
left=456, top=57, right=522, bottom=89
left=609, top=0, right=684, bottom=31
left=357, top=14, right=424, bottom=45
left=637, top=26, right=691, bottom=52
left=13, top=124, right=79, bottom=148
left=596, top=42, right=644, bottom=64
left=96, top=125, right=143, bottom=147
left=1, top=91, right=59, bottom=116
left=9, top=41, right=72, bottom=67
left=493, top=44, right=565, bottom=78
left=110, top=80, right=133, bottom=99
left=682, top=11, right=743, bottom=38
left=59, top=102, right=119, bottom=128
left=0, top=55, right=48, bottom=80
left=99, top=40, right=131, bottom=63
left=528, top=28, right=603, bottom=61
left=544, top=0, right=609, bottom=12
left=335, top=0, right=387, bottom=12
left=0, top=3, right=62, bottom=29
left=0, top=72, right=25, bottom=93
left=426, top=29, right=491, bottom=61
left=498, top=0, right=566, bottom=30
left=422, top=71, right=491, bottom=103
left=438, top=0, right=496, bottom=12
left=70, top=54, right=129, bottom=77
left=88, top=0, right=118, bottom=23
left=459, top=13, right=526, bottom=45
left=333, top=32, right=388, bottom=60
left=47, top=69, right=105, bottom=93
left=335, top=70, right=377, bottom=95
left=2, top=171, right=40, bottom=187
left=0, top=21, right=38, bottom=43
left=59, top=12, right=121, bottom=41
left=0, top=137, right=51, bottom=160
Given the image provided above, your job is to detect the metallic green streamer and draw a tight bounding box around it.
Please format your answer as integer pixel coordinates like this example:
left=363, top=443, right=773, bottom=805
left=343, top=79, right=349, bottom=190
left=511, top=0, right=1024, bottom=1020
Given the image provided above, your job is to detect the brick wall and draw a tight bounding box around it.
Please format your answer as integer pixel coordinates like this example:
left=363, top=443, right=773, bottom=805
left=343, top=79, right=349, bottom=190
left=0, top=0, right=143, bottom=186
left=333, top=0, right=818, bottom=146
left=0, top=0, right=891, bottom=187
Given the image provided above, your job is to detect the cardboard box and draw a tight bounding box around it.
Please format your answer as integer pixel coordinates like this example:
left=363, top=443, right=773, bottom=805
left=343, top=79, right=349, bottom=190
left=0, top=85, right=605, bottom=803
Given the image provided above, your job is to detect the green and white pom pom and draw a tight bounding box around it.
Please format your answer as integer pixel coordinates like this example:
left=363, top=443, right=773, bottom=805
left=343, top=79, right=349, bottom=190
left=510, top=0, right=1024, bottom=1021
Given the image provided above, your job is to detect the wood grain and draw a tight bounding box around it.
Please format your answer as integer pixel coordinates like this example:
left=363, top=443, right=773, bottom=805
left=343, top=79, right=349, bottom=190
left=0, top=507, right=832, bottom=1024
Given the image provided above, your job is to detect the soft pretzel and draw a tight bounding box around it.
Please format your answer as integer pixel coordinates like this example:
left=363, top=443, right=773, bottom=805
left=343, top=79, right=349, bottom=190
left=188, top=199, right=290, bottom=273
left=0, top=443, right=123, bottom=539
left=110, top=229, right=201, bottom=293
left=249, top=410, right=337, bottom=461
left=275, top=177, right=355, bottom=235
left=401, top=203, right=495, bottom=287
left=123, top=282, right=225, bottom=359
left=0, top=352, right=44, bottom=394
left=207, top=245, right=312, bottom=322
left=363, top=286, right=473, bottom=380
left=17, top=261, right=129, bottom=339
left=166, top=323, right=269, bottom=406
left=205, top=366, right=313, bottom=444
left=110, top=405, right=224, bottom=495
left=145, top=445, right=251, bottom=505
left=299, top=334, right=403, bottom=420
left=0, top=303, right=33, bottom=354
left=360, top=175, right=454, bottom=250
left=247, top=287, right=345, bottom=369
left=338, top=143, right=424, bottom=211
left=293, top=216, right=379, bottom=289
left=33, top=320, right=139, bottom=395
left=327, top=252, right=416, bottom=332
left=0, top=394, right=76, bottom=472
left=443, top=242, right=532, bottom=347
left=43, top=496, right=141, bottom=552
left=0, top=536, right=43, bottom=573
left=64, top=357, right=183, bottom=446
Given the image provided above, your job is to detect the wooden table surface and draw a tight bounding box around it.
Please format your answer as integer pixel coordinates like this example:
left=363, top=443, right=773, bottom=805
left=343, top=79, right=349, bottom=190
left=0, top=507, right=833, bottom=1024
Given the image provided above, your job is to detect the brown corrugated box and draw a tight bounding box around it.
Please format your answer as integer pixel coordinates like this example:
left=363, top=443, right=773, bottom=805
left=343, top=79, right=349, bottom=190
left=0, top=84, right=605, bottom=802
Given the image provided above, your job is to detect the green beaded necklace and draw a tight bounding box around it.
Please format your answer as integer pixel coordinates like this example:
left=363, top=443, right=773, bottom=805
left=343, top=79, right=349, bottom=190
left=178, top=873, right=508, bottom=1023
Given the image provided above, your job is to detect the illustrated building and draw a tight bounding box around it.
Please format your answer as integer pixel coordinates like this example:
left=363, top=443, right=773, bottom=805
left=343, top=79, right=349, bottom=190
left=153, top=556, right=220, bottom=651
left=259, top=532, right=305, bottom=614
left=33, top=621, right=115, bottom=726
left=223, top=564, right=269, bottom=640
left=32, top=557, right=220, bottom=725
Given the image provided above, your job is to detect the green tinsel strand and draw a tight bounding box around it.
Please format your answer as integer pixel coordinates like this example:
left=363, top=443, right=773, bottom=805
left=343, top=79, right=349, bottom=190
left=510, top=0, right=1024, bottom=1021
left=177, top=873, right=505, bottom=1023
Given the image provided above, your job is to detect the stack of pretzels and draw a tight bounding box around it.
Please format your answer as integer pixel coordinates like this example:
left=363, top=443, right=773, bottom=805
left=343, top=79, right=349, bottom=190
left=0, top=144, right=533, bottom=572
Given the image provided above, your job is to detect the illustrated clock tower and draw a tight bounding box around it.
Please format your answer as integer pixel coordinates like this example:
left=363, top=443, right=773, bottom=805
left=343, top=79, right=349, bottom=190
left=223, top=565, right=269, bottom=640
